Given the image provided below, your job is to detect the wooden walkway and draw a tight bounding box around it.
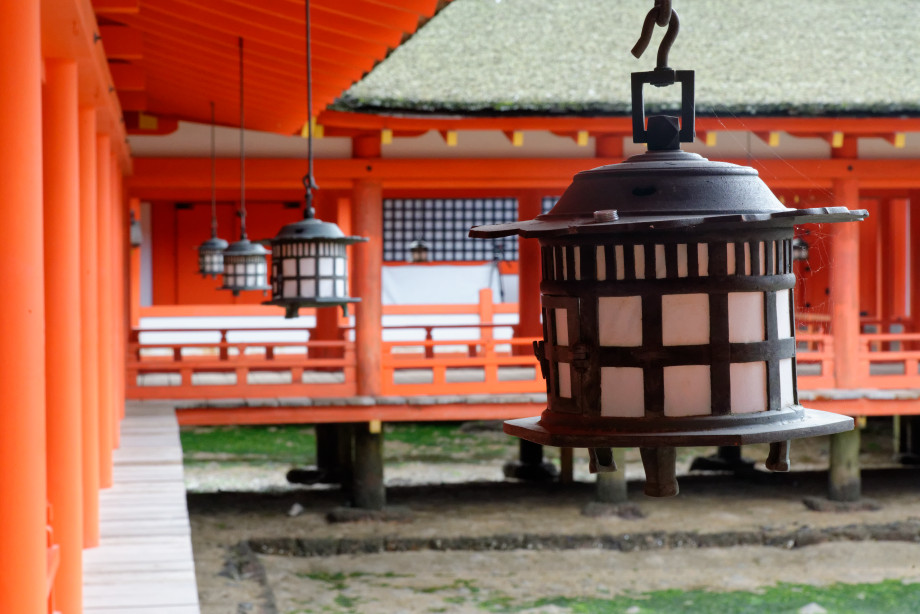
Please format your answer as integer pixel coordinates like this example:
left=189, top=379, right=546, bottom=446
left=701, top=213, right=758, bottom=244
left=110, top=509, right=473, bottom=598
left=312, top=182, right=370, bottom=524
left=83, top=401, right=200, bottom=613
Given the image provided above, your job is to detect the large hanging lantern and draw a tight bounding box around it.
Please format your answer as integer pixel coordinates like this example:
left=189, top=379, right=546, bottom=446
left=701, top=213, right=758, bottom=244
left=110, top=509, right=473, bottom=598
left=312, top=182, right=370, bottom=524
left=470, top=2, right=866, bottom=497
left=266, top=201, right=366, bottom=317
left=220, top=37, right=270, bottom=296
left=265, top=0, right=366, bottom=318
left=198, top=101, right=229, bottom=278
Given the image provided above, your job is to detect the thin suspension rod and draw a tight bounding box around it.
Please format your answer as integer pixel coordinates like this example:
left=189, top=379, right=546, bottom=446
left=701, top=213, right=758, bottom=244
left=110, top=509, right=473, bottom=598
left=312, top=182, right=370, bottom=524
left=239, top=36, right=247, bottom=239
left=210, top=101, right=218, bottom=238
left=303, top=0, right=317, bottom=219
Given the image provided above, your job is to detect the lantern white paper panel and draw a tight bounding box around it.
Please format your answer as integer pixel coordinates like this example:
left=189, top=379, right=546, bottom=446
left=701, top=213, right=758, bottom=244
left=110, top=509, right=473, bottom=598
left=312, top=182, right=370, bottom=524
left=663, top=365, right=711, bottom=416
left=615, top=245, right=625, bottom=280
left=600, top=367, right=644, bottom=417
left=634, top=245, right=645, bottom=279
left=779, top=357, right=795, bottom=407
left=558, top=362, right=572, bottom=398
left=727, top=242, right=736, bottom=275
left=677, top=244, right=688, bottom=277
left=728, top=292, right=765, bottom=343
left=573, top=247, right=582, bottom=280
left=596, top=246, right=607, bottom=280
left=697, top=244, right=709, bottom=276
left=598, top=296, right=642, bottom=346
left=300, top=280, right=316, bottom=298
left=655, top=244, right=667, bottom=279
left=554, top=308, right=569, bottom=346
left=662, top=294, right=710, bottom=345
left=730, top=361, right=768, bottom=414
left=776, top=289, right=792, bottom=338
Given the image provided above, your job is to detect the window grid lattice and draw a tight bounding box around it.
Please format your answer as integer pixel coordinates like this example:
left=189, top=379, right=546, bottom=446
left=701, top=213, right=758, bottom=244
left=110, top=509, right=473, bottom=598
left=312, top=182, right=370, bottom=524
left=383, top=198, right=519, bottom=262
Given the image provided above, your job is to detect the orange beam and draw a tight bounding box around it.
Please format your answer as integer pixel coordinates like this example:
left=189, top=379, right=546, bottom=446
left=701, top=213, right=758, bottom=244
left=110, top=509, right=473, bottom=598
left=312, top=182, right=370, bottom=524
left=0, top=1, right=48, bottom=610
left=42, top=59, right=83, bottom=614
left=92, top=0, right=140, bottom=14
left=313, top=0, right=423, bottom=32
left=98, top=25, right=144, bottom=60
left=109, top=62, right=145, bottom=90
left=129, top=157, right=920, bottom=198
left=176, top=402, right=543, bottom=426
left=319, top=110, right=920, bottom=137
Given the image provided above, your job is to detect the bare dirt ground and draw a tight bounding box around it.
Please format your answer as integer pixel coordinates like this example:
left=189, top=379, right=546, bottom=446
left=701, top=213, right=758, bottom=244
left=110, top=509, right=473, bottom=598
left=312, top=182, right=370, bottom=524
left=187, top=433, right=920, bottom=614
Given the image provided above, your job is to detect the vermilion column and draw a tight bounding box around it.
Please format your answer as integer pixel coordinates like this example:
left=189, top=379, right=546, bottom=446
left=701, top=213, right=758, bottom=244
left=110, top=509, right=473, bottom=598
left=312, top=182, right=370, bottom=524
left=97, top=135, right=114, bottom=488
left=830, top=178, right=861, bottom=387
left=79, top=107, right=101, bottom=547
left=353, top=179, right=383, bottom=396
left=514, top=191, right=543, bottom=345
left=129, top=198, right=141, bottom=329
left=0, top=1, right=48, bottom=610
left=911, top=192, right=920, bottom=341
left=113, top=165, right=127, bottom=424
left=43, top=58, right=84, bottom=614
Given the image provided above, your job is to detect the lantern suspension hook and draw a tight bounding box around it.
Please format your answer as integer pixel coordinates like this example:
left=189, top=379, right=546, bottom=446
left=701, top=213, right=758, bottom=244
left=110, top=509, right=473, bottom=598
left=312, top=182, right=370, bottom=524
left=301, top=0, right=319, bottom=222
left=631, top=0, right=679, bottom=70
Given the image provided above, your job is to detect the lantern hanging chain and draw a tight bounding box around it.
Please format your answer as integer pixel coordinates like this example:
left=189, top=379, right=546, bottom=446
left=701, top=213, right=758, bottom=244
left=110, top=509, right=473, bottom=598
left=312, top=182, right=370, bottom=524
left=210, top=101, right=218, bottom=239
left=238, top=36, right=248, bottom=240
left=303, top=0, right=318, bottom=220
left=631, top=0, right=679, bottom=70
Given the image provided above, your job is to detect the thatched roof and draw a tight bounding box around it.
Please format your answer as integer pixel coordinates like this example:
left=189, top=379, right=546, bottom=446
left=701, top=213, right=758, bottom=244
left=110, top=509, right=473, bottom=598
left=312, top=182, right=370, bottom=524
left=336, top=0, right=919, bottom=117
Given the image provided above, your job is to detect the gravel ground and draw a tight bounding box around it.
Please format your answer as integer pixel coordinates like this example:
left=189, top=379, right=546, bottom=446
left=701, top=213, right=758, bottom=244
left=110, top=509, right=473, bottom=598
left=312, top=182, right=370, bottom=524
left=188, top=435, right=920, bottom=614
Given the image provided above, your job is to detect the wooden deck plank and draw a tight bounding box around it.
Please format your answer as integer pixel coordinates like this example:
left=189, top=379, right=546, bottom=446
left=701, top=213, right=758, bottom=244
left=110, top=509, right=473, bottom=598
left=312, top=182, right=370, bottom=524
left=84, top=401, right=200, bottom=613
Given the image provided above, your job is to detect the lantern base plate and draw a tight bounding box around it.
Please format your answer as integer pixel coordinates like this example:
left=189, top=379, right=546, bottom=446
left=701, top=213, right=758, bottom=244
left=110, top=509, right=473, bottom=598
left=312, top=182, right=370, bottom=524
left=504, top=406, right=853, bottom=448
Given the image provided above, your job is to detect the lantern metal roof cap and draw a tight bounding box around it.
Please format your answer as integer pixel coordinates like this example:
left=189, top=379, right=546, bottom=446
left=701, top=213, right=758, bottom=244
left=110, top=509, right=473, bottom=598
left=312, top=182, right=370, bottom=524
left=223, top=237, right=269, bottom=255
left=198, top=236, right=229, bottom=251
left=271, top=215, right=367, bottom=244
left=470, top=149, right=867, bottom=240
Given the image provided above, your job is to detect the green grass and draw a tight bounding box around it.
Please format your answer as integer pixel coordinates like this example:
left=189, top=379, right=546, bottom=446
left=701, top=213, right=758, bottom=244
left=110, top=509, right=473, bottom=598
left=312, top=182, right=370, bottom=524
left=180, top=425, right=317, bottom=464
left=180, top=422, right=520, bottom=465
left=481, top=580, right=920, bottom=614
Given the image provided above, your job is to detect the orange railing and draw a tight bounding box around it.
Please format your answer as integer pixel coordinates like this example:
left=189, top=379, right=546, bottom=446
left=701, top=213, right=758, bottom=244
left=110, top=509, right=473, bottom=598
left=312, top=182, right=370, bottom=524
left=795, top=332, right=835, bottom=388
left=857, top=333, right=920, bottom=389
left=127, top=294, right=919, bottom=401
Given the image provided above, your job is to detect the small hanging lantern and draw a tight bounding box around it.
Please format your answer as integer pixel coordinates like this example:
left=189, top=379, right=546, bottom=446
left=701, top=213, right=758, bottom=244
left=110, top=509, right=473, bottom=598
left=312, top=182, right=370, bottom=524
left=265, top=0, right=366, bottom=318
left=221, top=37, right=270, bottom=296
left=198, top=101, right=229, bottom=278
left=470, top=2, right=867, bottom=497
left=129, top=210, right=143, bottom=248
left=408, top=239, right=430, bottom=263
left=792, top=237, right=810, bottom=261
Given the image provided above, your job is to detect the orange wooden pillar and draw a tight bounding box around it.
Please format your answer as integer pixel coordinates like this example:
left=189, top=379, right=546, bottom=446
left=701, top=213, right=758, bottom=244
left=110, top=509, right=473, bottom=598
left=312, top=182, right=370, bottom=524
left=0, top=0, right=49, bottom=610
left=42, top=58, right=84, bottom=614
left=97, top=135, right=114, bottom=488
left=514, top=191, right=543, bottom=343
left=79, top=107, right=101, bottom=547
left=310, top=192, right=346, bottom=353
left=830, top=177, right=861, bottom=387
left=112, top=160, right=127, bottom=426
left=911, top=192, right=920, bottom=337
left=129, top=198, right=141, bottom=329
left=353, top=178, right=384, bottom=396
left=885, top=198, right=909, bottom=325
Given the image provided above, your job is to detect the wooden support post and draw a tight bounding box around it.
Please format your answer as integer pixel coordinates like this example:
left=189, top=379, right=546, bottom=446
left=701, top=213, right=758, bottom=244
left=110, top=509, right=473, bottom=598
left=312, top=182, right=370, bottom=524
left=97, top=134, right=115, bottom=489
left=42, top=58, right=83, bottom=614
left=352, top=422, right=385, bottom=510
left=353, top=179, right=383, bottom=398
left=829, top=427, right=861, bottom=502
left=911, top=192, right=920, bottom=342
left=596, top=449, right=628, bottom=504
left=79, top=106, right=101, bottom=547
left=830, top=178, right=861, bottom=387
left=559, top=448, right=574, bottom=484
left=504, top=439, right=558, bottom=481
left=0, top=1, right=48, bottom=609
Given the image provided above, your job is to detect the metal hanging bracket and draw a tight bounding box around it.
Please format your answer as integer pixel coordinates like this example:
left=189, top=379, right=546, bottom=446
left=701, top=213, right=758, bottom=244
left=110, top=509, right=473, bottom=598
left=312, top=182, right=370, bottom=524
left=630, top=1, right=695, bottom=149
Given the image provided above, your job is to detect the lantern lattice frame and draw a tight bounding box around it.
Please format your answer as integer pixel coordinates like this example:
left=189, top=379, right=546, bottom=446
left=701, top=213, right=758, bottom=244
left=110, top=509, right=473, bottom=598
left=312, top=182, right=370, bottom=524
left=265, top=216, right=366, bottom=318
